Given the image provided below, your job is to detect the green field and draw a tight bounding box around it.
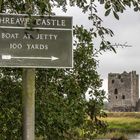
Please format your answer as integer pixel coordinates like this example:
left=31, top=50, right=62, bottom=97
left=96, top=112, right=140, bottom=139
left=105, top=112, right=140, bottom=132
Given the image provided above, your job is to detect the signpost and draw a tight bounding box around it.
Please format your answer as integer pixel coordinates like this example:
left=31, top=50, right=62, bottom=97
left=0, top=14, right=73, bottom=140
left=0, top=14, right=73, bottom=68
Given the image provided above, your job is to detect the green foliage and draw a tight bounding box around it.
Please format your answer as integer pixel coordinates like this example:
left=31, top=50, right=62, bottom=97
left=34, top=26, right=107, bottom=139
left=0, top=0, right=140, bottom=139
left=100, top=0, right=140, bottom=19
left=1, top=0, right=140, bottom=16
left=0, top=68, right=22, bottom=139
left=35, top=69, right=87, bottom=139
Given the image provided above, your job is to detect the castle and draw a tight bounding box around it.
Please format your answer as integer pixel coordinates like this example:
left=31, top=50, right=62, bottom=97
left=108, top=71, right=140, bottom=112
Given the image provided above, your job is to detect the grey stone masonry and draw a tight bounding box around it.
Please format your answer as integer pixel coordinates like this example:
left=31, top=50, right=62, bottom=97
left=108, top=71, right=139, bottom=112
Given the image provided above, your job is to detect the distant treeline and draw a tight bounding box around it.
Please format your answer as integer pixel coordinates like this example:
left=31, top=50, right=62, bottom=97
left=107, top=112, right=140, bottom=118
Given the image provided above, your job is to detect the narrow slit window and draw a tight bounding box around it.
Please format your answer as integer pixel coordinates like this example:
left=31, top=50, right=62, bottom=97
left=112, top=80, right=115, bottom=84
left=118, top=75, right=121, bottom=79
left=114, top=88, right=118, bottom=94
left=122, top=95, right=125, bottom=99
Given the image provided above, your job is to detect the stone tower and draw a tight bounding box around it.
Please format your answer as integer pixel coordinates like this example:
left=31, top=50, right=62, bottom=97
left=108, top=71, right=139, bottom=112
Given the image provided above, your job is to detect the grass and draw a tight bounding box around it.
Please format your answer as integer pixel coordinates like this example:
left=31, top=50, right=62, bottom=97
left=96, top=112, right=140, bottom=139
left=103, top=117, right=140, bottom=132
left=96, top=131, right=128, bottom=139
left=104, top=112, right=140, bottom=132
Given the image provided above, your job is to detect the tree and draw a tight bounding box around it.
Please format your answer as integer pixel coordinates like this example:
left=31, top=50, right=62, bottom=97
left=0, top=0, right=140, bottom=139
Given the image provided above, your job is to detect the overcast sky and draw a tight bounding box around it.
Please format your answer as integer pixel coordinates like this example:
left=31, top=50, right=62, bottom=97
left=54, top=4, right=140, bottom=94
left=97, top=7, right=140, bottom=93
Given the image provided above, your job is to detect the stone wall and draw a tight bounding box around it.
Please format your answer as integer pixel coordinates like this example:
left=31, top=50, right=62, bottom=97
left=108, top=71, right=139, bottom=112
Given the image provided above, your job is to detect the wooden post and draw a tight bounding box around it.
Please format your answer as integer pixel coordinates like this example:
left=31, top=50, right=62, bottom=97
left=22, top=68, right=35, bottom=140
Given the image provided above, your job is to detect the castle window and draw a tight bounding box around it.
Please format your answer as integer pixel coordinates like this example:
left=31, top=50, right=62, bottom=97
left=118, top=75, right=121, bottom=79
left=114, top=88, right=118, bottom=94
left=112, top=79, right=115, bottom=84
left=116, top=96, right=118, bottom=99
left=122, top=95, right=125, bottom=99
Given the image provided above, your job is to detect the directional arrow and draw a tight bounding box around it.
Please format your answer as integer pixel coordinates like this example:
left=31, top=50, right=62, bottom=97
left=2, top=55, right=59, bottom=61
